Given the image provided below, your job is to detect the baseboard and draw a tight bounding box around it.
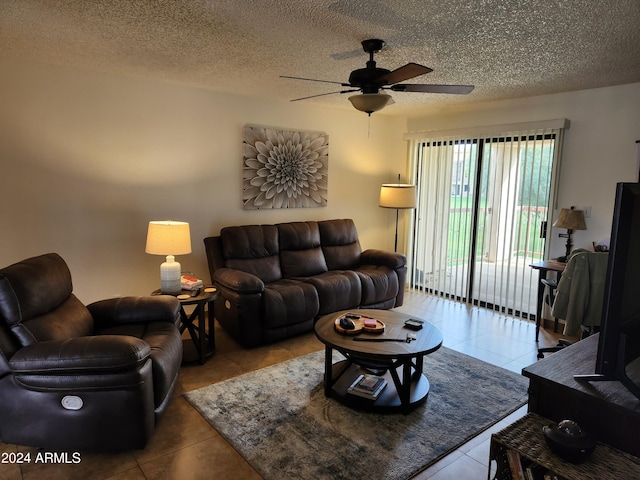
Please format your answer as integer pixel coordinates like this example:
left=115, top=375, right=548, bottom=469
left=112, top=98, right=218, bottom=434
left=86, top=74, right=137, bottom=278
left=540, top=317, right=565, bottom=331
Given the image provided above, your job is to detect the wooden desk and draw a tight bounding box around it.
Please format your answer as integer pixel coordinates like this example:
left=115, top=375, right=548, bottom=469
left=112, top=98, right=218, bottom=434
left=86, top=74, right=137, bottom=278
left=523, top=334, right=640, bottom=458
left=529, top=260, right=566, bottom=341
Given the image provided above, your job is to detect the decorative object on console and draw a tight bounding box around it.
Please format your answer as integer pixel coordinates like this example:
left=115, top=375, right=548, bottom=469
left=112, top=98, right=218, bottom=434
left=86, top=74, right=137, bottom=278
left=379, top=176, right=417, bottom=251
left=542, top=419, right=597, bottom=463
left=145, top=220, right=192, bottom=294
left=242, top=125, right=328, bottom=209
left=552, top=206, right=586, bottom=262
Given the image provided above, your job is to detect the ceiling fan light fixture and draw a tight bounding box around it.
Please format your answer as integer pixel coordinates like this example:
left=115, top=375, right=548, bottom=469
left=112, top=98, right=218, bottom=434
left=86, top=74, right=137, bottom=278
left=348, top=93, right=392, bottom=114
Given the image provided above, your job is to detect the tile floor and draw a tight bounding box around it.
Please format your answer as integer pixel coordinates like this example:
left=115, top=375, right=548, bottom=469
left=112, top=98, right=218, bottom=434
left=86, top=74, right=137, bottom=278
left=0, top=290, right=571, bottom=480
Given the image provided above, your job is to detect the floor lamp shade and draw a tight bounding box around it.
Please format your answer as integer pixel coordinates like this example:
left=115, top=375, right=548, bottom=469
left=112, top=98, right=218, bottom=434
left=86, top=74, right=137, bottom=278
left=379, top=184, right=417, bottom=252
left=379, top=184, right=417, bottom=209
left=145, top=221, right=192, bottom=294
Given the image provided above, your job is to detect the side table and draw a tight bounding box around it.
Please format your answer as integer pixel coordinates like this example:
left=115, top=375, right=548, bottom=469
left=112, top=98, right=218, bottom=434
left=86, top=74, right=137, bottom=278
left=152, top=287, right=218, bottom=364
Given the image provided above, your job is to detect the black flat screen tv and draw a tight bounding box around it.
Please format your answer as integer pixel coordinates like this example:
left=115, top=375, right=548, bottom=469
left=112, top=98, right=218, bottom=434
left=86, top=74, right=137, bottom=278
left=576, top=182, right=640, bottom=400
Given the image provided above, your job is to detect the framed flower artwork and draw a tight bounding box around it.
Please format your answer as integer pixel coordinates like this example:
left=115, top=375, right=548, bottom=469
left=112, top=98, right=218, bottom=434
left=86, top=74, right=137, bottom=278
left=242, top=125, right=328, bottom=209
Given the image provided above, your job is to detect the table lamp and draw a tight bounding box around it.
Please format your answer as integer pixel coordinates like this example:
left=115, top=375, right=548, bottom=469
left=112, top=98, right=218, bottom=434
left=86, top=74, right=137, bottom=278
left=379, top=180, right=417, bottom=252
left=145, top=220, right=192, bottom=294
left=552, top=206, right=586, bottom=262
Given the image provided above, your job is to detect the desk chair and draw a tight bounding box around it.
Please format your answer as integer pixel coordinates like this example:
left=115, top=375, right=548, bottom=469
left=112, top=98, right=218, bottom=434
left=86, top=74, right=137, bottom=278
left=536, top=250, right=608, bottom=359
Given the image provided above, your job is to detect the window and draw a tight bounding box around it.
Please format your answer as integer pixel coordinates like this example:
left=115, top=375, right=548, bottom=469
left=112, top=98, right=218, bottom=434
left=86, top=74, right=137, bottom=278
left=405, top=121, right=567, bottom=319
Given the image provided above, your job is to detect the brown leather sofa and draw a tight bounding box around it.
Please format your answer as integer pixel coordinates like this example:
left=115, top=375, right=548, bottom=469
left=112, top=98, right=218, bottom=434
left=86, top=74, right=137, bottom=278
left=204, top=219, right=406, bottom=347
left=0, top=253, right=183, bottom=451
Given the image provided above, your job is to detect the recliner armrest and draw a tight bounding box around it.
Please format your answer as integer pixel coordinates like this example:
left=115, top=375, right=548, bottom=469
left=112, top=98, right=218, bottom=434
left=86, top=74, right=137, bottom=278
left=88, top=295, right=180, bottom=329
left=360, top=249, right=406, bottom=270
left=214, top=268, right=265, bottom=294
left=9, top=335, right=150, bottom=374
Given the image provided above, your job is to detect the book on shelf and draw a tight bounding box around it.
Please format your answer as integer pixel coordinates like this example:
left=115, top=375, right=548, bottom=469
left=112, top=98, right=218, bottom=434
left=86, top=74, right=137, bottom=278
left=525, top=465, right=551, bottom=480
left=347, top=374, right=387, bottom=400
left=506, top=449, right=525, bottom=480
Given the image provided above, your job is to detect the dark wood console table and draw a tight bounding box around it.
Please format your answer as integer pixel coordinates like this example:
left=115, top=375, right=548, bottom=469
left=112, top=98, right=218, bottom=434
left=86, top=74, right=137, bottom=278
left=522, top=333, right=640, bottom=457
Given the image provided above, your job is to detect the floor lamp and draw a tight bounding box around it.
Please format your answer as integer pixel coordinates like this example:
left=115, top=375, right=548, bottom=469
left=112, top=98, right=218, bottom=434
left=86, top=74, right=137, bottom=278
left=379, top=181, right=417, bottom=252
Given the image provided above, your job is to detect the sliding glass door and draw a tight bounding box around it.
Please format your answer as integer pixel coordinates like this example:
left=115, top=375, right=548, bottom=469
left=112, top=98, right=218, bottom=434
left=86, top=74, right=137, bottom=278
left=408, top=127, right=563, bottom=319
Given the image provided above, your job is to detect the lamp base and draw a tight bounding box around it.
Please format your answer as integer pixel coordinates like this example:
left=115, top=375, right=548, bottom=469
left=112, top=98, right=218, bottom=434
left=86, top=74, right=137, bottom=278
left=160, top=255, right=182, bottom=295
left=559, top=229, right=573, bottom=263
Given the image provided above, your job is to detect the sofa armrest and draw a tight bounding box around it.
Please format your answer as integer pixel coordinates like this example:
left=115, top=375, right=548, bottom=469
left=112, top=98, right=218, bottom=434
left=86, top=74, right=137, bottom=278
left=360, top=249, right=406, bottom=270
left=88, top=296, right=180, bottom=330
left=214, top=268, right=265, bottom=294
left=9, top=335, right=150, bottom=374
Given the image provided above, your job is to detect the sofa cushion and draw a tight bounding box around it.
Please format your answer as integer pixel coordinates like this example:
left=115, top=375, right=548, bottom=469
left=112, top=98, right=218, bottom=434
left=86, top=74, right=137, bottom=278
left=300, top=270, right=361, bottom=315
left=318, top=219, right=363, bottom=270
left=278, top=221, right=328, bottom=277
left=262, top=279, right=319, bottom=329
left=220, top=225, right=282, bottom=283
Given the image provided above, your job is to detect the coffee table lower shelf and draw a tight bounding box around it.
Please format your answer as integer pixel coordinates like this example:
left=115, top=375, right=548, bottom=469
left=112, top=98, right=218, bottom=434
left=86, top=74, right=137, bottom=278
left=328, top=360, right=430, bottom=413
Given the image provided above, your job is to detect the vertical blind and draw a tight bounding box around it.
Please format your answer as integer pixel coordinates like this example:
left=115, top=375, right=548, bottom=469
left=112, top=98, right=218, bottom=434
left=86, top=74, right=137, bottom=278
left=405, top=121, right=567, bottom=319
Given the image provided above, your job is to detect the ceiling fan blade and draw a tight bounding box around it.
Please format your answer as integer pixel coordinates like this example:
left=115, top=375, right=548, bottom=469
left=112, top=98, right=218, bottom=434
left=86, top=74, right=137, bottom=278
left=281, top=75, right=349, bottom=86
left=391, top=84, right=475, bottom=94
left=375, top=63, right=433, bottom=85
left=290, top=89, right=359, bottom=102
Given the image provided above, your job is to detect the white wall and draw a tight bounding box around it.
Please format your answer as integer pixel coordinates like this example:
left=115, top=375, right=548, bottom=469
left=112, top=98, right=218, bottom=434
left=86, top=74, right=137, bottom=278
left=0, top=61, right=406, bottom=303
left=406, top=83, right=640, bottom=259
left=3, top=59, right=638, bottom=303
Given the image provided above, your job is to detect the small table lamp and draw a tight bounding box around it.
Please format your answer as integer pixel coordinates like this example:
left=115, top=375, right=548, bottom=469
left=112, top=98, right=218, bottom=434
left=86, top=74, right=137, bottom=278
left=145, top=220, right=192, bottom=294
left=379, top=182, right=417, bottom=251
left=552, top=206, right=586, bottom=262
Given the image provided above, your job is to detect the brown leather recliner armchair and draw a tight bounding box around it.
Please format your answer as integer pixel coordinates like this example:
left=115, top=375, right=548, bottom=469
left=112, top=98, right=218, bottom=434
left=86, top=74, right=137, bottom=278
left=0, top=253, right=183, bottom=451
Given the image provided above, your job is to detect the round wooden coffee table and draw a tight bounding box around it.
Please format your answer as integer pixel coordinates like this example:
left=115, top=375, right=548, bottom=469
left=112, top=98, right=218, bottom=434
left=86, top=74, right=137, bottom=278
left=314, top=309, right=443, bottom=414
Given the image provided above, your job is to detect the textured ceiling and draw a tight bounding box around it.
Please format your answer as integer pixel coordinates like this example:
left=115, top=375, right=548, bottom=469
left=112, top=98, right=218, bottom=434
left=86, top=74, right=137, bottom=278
left=2, top=0, right=640, bottom=115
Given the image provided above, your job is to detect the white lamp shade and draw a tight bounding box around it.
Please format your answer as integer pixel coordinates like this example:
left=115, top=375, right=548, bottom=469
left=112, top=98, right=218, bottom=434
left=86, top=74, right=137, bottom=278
left=379, top=184, right=417, bottom=209
left=145, top=221, right=192, bottom=255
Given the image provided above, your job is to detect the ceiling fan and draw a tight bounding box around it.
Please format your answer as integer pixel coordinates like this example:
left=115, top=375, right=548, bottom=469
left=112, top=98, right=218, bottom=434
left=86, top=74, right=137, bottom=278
left=281, top=39, right=474, bottom=115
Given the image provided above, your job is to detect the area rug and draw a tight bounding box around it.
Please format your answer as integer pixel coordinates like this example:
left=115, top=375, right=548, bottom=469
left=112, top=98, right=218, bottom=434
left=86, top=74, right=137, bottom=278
left=184, top=348, right=528, bottom=480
